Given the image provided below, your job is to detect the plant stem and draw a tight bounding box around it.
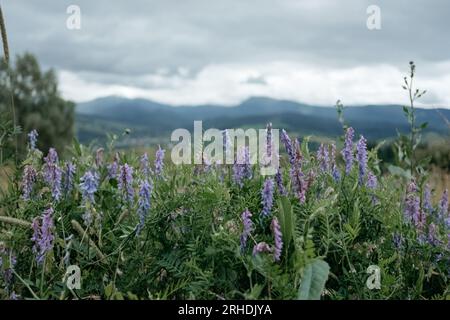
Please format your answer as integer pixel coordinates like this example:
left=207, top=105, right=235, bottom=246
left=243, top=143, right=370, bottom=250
left=0, top=5, right=18, bottom=163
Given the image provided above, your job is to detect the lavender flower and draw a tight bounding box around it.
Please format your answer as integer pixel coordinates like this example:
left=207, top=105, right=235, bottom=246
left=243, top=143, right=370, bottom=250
left=42, top=148, right=62, bottom=201
left=107, top=153, right=119, bottom=180
left=271, top=217, right=283, bottom=262
left=427, top=223, right=439, bottom=246
left=252, top=242, right=272, bottom=256
left=154, top=146, right=165, bottom=176
left=266, top=122, right=272, bottom=159
left=317, top=144, right=329, bottom=173
left=31, top=207, right=55, bottom=264
left=63, top=161, right=76, bottom=194
left=404, top=181, right=421, bottom=229
left=136, top=179, right=152, bottom=236
left=275, top=167, right=287, bottom=196
left=28, top=129, right=38, bottom=150
left=79, top=170, right=99, bottom=204
left=281, top=129, right=295, bottom=165
left=356, top=135, right=368, bottom=185
left=341, top=127, right=354, bottom=175
left=240, top=209, right=253, bottom=251
left=329, top=143, right=340, bottom=181
left=438, top=189, right=448, bottom=222
left=118, top=164, right=134, bottom=204
left=261, top=178, right=275, bottom=217
left=21, top=165, right=37, bottom=200
left=140, top=153, right=152, bottom=177
left=366, top=171, right=377, bottom=189
left=233, top=146, right=252, bottom=187
left=423, top=184, right=432, bottom=213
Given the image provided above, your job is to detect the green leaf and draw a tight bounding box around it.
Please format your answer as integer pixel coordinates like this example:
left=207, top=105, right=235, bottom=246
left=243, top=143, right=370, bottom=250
left=298, top=259, right=330, bottom=300
left=277, top=196, right=294, bottom=252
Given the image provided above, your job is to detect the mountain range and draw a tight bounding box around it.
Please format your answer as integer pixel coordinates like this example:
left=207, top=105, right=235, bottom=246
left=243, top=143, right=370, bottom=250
left=75, top=96, right=450, bottom=146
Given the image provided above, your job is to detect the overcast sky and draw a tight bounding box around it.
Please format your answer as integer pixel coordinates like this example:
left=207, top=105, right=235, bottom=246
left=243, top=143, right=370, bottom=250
left=3, top=0, right=450, bottom=107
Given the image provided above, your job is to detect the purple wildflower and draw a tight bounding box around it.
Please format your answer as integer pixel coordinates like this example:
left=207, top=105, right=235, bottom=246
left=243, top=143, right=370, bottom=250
left=252, top=242, right=272, bottom=256
left=154, top=146, right=165, bottom=176
left=261, top=178, right=275, bottom=217
left=281, top=129, right=295, bottom=165
left=427, top=223, right=439, bottom=246
left=21, top=165, right=37, bottom=200
left=356, top=135, right=368, bottom=185
left=233, top=146, right=252, bottom=187
left=107, top=153, right=119, bottom=180
left=329, top=143, right=340, bottom=181
left=438, top=189, right=448, bottom=222
left=42, top=148, right=62, bottom=201
left=366, top=171, right=377, bottom=189
left=136, top=179, right=152, bottom=236
left=28, top=129, right=38, bottom=150
left=118, top=164, right=134, bottom=204
left=341, top=127, right=354, bottom=175
left=317, top=144, right=329, bottom=173
left=79, top=170, right=99, bottom=204
left=266, top=122, right=272, bottom=159
left=275, top=167, right=287, bottom=196
left=240, top=209, right=253, bottom=251
left=63, top=161, right=76, bottom=194
left=404, top=181, right=421, bottom=229
left=423, top=184, right=432, bottom=213
left=140, top=153, right=152, bottom=177
left=271, top=217, right=283, bottom=262
left=31, top=207, right=55, bottom=264
left=289, top=140, right=308, bottom=204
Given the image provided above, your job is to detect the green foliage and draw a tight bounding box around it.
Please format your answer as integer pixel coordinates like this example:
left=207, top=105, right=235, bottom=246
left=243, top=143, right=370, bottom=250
left=0, top=53, right=74, bottom=158
left=298, top=259, right=330, bottom=300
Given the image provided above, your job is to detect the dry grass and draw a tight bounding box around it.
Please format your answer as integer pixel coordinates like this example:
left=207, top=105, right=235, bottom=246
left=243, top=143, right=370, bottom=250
left=428, top=165, right=450, bottom=201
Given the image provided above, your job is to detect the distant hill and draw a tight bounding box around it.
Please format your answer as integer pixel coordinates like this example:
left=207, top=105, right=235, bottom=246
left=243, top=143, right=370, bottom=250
left=75, top=96, right=450, bottom=146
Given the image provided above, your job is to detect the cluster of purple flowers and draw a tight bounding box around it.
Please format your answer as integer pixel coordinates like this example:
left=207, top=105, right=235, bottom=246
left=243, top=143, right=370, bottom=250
left=28, top=129, right=38, bottom=150
left=404, top=181, right=423, bottom=230
left=107, top=153, right=120, bottom=179
left=266, top=122, right=272, bottom=159
left=240, top=209, right=254, bottom=251
left=356, top=135, right=368, bottom=185
left=63, top=161, right=76, bottom=195
left=261, top=178, right=275, bottom=217
left=79, top=170, right=99, bottom=204
left=281, top=129, right=295, bottom=165
left=154, top=146, right=165, bottom=176
left=31, top=207, right=55, bottom=264
left=140, top=153, right=152, bottom=177
left=21, top=165, right=37, bottom=200
left=275, top=167, right=287, bottom=196
left=118, top=164, right=134, bottom=204
left=438, top=189, right=448, bottom=224
left=136, top=179, right=152, bottom=236
left=252, top=242, right=272, bottom=256
left=341, top=127, right=354, bottom=175
left=42, top=148, right=62, bottom=201
left=317, top=144, right=329, bottom=173
left=271, top=217, right=283, bottom=262
left=233, top=146, right=252, bottom=187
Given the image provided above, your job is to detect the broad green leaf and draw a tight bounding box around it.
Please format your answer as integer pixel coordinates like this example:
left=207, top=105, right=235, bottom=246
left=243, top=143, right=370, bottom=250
left=298, top=259, right=330, bottom=300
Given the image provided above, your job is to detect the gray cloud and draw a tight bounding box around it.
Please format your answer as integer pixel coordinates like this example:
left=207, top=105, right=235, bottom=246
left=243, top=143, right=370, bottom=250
left=3, top=0, right=450, bottom=105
